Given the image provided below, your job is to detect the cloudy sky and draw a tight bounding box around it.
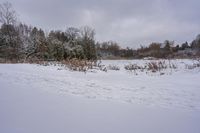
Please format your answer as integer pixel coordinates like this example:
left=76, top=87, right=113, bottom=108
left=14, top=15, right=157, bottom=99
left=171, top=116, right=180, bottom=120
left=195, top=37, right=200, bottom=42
left=2, top=0, right=200, bottom=48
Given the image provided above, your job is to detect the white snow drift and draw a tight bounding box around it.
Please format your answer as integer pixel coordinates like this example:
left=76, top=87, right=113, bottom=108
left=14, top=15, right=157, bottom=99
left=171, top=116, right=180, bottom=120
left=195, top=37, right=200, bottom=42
left=0, top=59, right=200, bottom=133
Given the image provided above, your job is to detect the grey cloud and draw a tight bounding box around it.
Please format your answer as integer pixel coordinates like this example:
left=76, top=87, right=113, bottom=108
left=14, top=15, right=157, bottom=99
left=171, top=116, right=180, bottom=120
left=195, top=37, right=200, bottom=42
left=1, top=0, right=200, bottom=48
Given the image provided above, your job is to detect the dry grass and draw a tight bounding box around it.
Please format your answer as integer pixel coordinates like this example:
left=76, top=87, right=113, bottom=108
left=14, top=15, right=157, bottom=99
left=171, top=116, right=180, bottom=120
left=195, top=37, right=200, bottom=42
left=107, top=65, right=120, bottom=71
left=147, top=61, right=168, bottom=72
left=185, top=59, right=200, bottom=69
left=125, top=60, right=177, bottom=75
left=125, top=64, right=143, bottom=71
left=62, top=59, right=96, bottom=72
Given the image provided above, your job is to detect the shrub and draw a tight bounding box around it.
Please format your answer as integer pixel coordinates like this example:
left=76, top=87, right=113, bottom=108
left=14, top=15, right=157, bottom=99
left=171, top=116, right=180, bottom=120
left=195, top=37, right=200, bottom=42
left=62, top=59, right=95, bottom=72
left=107, top=65, right=120, bottom=71
left=124, top=64, right=143, bottom=71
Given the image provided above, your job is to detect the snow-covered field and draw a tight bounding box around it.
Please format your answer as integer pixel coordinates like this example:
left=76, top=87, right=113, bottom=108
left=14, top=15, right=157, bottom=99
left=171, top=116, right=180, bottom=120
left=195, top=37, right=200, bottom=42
left=0, top=59, right=200, bottom=133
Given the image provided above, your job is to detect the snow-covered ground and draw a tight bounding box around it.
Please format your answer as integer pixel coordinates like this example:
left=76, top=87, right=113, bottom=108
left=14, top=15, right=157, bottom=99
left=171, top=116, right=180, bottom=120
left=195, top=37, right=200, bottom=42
left=0, top=59, right=200, bottom=133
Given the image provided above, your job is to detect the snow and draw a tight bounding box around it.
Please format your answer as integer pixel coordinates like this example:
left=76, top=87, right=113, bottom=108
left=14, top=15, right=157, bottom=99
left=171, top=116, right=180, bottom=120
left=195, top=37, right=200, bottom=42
left=0, top=59, right=200, bottom=133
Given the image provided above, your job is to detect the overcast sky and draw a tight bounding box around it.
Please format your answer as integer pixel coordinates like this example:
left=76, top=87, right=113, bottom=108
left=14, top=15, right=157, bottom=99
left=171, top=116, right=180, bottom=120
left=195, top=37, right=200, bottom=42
left=2, top=0, right=200, bottom=48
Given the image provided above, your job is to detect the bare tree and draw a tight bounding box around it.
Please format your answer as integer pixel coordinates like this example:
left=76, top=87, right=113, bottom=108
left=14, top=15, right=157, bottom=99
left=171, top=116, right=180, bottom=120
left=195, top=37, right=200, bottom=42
left=65, top=27, right=80, bottom=41
left=80, top=26, right=96, bottom=60
left=80, top=26, right=95, bottom=40
left=0, top=2, right=17, bottom=25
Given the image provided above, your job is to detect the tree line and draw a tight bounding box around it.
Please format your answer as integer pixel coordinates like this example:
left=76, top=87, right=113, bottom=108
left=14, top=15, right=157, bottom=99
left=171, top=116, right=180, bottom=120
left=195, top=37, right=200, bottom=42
left=134, top=38, right=200, bottom=58
left=0, top=2, right=96, bottom=62
left=96, top=38, right=200, bottom=59
left=0, top=2, right=200, bottom=63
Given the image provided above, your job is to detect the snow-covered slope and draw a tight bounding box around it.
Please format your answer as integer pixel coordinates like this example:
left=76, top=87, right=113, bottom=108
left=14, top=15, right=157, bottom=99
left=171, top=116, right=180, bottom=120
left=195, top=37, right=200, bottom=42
left=0, top=59, right=200, bottom=133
